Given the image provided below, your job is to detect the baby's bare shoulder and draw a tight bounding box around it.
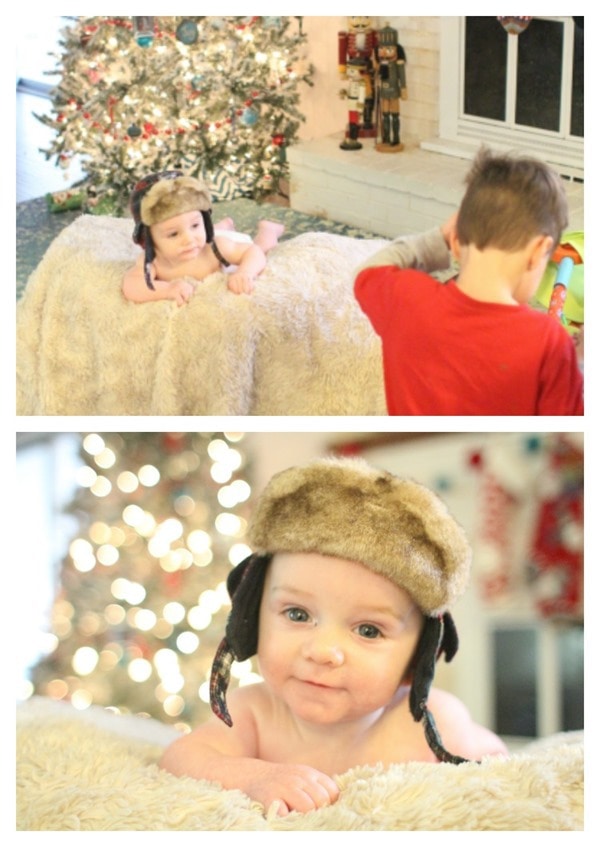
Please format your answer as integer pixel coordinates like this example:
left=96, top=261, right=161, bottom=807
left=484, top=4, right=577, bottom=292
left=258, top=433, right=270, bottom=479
left=427, top=687, right=508, bottom=759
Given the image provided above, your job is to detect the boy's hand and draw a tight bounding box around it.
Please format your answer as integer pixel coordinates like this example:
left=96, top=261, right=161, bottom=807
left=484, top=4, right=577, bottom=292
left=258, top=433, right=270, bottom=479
left=248, top=761, right=339, bottom=816
left=227, top=271, right=256, bottom=295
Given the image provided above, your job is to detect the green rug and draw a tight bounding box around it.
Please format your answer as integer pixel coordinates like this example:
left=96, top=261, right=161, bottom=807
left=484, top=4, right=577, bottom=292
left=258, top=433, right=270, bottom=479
left=16, top=196, right=381, bottom=300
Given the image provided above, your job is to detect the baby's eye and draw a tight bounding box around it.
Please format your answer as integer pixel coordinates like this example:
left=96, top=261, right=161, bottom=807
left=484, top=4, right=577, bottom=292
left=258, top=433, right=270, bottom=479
left=356, top=623, right=382, bottom=639
left=284, top=607, right=310, bottom=623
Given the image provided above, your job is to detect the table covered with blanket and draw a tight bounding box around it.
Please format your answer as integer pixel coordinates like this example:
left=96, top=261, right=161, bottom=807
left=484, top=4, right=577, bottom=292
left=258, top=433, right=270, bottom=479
left=16, top=697, right=583, bottom=831
left=16, top=215, right=388, bottom=416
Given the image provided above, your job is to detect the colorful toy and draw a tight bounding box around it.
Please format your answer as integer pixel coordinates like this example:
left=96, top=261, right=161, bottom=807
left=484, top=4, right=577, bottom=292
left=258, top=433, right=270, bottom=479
left=535, top=232, right=584, bottom=333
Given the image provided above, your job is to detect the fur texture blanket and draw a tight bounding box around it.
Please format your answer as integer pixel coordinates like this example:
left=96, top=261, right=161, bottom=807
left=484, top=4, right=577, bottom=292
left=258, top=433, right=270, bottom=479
left=16, top=215, right=388, bottom=415
left=16, top=697, right=583, bottom=831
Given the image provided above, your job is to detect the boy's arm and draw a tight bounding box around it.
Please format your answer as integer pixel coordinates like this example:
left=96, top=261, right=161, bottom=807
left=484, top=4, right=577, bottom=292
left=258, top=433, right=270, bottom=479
left=355, top=226, right=452, bottom=276
left=537, top=325, right=584, bottom=415
left=122, top=255, right=194, bottom=306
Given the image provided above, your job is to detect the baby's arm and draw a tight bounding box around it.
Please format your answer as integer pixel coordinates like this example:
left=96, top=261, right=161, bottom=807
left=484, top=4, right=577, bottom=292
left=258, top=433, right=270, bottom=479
left=122, top=255, right=195, bottom=307
left=159, top=688, right=339, bottom=815
left=215, top=236, right=267, bottom=294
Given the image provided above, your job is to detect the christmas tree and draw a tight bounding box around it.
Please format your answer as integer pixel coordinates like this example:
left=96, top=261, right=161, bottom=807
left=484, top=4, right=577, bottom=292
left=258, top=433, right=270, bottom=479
left=30, top=432, right=261, bottom=730
left=37, top=16, right=313, bottom=213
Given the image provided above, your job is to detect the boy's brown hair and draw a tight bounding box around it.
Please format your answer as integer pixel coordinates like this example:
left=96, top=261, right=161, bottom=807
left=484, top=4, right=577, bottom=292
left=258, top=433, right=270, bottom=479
left=456, top=147, right=569, bottom=252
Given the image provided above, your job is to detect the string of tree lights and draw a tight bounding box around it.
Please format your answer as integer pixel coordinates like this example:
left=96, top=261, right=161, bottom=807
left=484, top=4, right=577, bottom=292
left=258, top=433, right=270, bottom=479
left=36, top=16, right=313, bottom=213
left=29, top=432, right=261, bottom=731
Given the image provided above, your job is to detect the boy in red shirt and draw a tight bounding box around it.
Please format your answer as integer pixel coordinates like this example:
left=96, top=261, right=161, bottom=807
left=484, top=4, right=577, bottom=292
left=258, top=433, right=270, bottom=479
left=354, top=148, right=583, bottom=415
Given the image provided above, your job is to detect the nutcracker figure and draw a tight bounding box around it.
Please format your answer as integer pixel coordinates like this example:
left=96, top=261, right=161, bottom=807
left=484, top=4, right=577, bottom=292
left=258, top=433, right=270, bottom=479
left=338, top=16, right=377, bottom=150
left=374, top=24, right=407, bottom=152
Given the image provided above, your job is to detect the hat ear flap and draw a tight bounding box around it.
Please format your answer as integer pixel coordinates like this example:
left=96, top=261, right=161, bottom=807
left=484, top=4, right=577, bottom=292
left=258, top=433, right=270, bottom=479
left=409, top=612, right=458, bottom=721
left=225, top=553, right=271, bottom=660
left=132, top=221, right=145, bottom=246
left=143, top=234, right=155, bottom=290
left=409, top=612, right=471, bottom=764
left=409, top=615, right=442, bottom=722
left=202, top=210, right=214, bottom=243
left=209, top=553, right=271, bottom=726
left=438, top=610, right=459, bottom=662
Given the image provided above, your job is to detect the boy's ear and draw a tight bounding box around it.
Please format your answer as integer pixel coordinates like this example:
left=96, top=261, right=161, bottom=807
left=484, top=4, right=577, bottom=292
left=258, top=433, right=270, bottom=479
left=448, top=229, right=462, bottom=262
left=528, top=234, right=554, bottom=270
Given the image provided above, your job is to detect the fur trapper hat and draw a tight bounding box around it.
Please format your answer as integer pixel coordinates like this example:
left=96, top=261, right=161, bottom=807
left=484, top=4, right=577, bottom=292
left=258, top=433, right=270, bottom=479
left=247, top=456, right=471, bottom=617
left=139, top=174, right=212, bottom=226
left=129, top=170, right=214, bottom=289
left=210, top=457, right=473, bottom=765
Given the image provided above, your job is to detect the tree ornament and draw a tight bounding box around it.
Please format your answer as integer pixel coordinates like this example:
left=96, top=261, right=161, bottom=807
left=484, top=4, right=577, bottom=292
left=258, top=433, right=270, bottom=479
left=240, top=107, right=258, bottom=126
left=133, top=16, right=155, bottom=47
left=38, top=16, right=313, bottom=208
left=497, top=16, right=533, bottom=35
left=81, top=25, right=97, bottom=46
left=271, top=134, right=286, bottom=163
left=176, top=20, right=199, bottom=45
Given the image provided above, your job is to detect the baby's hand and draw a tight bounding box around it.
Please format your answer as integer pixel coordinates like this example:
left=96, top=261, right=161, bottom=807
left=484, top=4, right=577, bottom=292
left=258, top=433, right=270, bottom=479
left=227, top=271, right=256, bottom=295
left=170, top=279, right=195, bottom=307
left=250, top=762, right=339, bottom=816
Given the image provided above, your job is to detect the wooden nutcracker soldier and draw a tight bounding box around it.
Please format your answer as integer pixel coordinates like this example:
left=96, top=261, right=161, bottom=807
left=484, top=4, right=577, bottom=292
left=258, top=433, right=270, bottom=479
left=338, top=16, right=377, bottom=150
left=374, top=24, right=407, bottom=152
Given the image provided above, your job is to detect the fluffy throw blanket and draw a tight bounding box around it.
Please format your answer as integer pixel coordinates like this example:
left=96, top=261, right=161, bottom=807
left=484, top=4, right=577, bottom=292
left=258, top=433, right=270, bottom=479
left=16, top=697, right=583, bottom=831
left=16, top=215, right=388, bottom=415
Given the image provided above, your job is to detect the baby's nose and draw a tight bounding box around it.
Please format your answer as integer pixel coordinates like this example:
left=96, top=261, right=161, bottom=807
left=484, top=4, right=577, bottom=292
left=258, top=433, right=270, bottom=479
left=302, top=629, right=344, bottom=666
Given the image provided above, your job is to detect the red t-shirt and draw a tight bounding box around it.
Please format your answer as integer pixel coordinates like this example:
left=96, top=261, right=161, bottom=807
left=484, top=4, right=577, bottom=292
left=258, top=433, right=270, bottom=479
left=355, top=266, right=584, bottom=416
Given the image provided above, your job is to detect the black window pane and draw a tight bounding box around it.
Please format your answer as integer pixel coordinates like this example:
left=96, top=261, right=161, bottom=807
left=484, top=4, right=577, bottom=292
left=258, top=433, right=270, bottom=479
left=494, top=628, right=537, bottom=737
left=571, top=22, right=584, bottom=137
left=516, top=19, right=563, bottom=131
left=559, top=625, right=584, bottom=730
left=464, top=17, right=507, bottom=121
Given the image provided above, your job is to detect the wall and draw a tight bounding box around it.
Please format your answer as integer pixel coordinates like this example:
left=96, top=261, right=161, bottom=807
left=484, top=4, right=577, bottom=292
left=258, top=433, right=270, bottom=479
left=299, top=16, right=441, bottom=146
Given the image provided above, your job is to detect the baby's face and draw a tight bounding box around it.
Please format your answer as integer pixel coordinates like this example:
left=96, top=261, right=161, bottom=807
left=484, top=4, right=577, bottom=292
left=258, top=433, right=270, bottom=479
left=150, top=210, right=206, bottom=266
left=257, top=552, right=423, bottom=727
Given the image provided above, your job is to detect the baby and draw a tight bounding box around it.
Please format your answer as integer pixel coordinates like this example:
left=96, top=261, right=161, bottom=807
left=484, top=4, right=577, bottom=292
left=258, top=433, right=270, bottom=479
left=122, top=170, right=284, bottom=305
left=159, top=457, right=507, bottom=816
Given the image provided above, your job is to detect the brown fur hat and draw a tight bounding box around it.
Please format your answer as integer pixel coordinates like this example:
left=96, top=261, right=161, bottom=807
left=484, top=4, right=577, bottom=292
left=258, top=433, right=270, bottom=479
left=247, top=456, right=471, bottom=616
left=139, top=174, right=212, bottom=226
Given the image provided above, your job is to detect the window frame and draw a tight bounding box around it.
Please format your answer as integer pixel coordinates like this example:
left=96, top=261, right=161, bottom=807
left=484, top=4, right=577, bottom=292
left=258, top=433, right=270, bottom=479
left=422, top=16, right=583, bottom=180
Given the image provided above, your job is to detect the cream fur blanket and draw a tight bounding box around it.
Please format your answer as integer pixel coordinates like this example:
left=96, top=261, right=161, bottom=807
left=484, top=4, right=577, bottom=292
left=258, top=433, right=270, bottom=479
left=16, top=697, right=583, bottom=831
left=16, top=215, right=388, bottom=415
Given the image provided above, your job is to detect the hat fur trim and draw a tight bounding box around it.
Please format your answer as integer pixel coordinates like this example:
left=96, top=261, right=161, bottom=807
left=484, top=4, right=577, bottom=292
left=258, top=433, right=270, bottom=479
left=140, top=176, right=212, bottom=226
left=247, top=457, right=471, bottom=616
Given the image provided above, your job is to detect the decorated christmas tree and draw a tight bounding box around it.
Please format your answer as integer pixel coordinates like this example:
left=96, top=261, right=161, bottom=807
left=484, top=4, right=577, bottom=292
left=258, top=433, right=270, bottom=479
left=30, top=432, right=260, bottom=730
left=37, top=16, right=313, bottom=213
